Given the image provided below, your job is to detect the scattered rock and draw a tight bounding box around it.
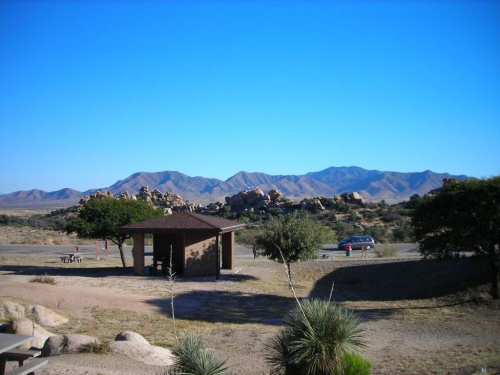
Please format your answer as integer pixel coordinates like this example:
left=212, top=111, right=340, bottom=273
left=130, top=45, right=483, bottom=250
left=32, top=305, right=69, bottom=327
left=0, top=300, right=25, bottom=320
left=109, top=331, right=174, bottom=366
left=8, top=318, right=54, bottom=349
left=65, top=334, right=100, bottom=353
left=41, top=335, right=65, bottom=356
left=41, top=334, right=100, bottom=356
left=114, top=331, right=150, bottom=345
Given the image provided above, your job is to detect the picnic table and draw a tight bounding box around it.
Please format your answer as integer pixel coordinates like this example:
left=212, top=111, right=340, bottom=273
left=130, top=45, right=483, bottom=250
left=60, top=252, right=82, bottom=263
left=0, top=333, right=47, bottom=375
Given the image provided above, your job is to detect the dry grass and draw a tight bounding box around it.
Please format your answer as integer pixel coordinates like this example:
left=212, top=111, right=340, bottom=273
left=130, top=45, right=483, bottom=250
left=30, top=274, right=58, bottom=285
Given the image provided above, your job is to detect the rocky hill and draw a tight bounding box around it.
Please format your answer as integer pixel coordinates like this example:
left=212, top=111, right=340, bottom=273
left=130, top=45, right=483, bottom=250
left=0, top=166, right=468, bottom=208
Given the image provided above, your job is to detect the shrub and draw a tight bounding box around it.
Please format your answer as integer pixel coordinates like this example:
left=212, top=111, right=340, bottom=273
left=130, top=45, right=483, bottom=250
left=81, top=341, right=109, bottom=354
left=338, top=352, right=372, bottom=375
left=391, top=221, right=413, bottom=243
left=374, top=245, right=398, bottom=258
left=30, top=274, right=57, bottom=285
left=360, top=210, right=377, bottom=220
left=170, top=332, right=228, bottom=375
left=267, top=299, right=366, bottom=375
left=363, top=226, right=388, bottom=244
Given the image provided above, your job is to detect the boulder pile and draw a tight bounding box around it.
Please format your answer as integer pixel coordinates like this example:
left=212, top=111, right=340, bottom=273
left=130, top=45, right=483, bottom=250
left=225, top=188, right=285, bottom=211
left=77, top=185, right=365, bottom=215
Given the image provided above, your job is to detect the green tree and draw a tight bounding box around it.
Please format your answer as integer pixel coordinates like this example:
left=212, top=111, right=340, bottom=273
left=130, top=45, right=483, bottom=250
left=236, top=228, right=264, bottom=258
left=257, top=212, right=330, bottom=278
left=266, top=299, right=366, bottom=375
left=411, top=177, right=500, bottom=298
left=66, top=198, right=163, bottom=267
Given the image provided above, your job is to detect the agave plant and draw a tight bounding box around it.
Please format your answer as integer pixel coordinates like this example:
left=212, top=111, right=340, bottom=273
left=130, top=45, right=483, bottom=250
left=267, top=299, right=366, bottom=375
left=170, top=332, right=228, bottom=375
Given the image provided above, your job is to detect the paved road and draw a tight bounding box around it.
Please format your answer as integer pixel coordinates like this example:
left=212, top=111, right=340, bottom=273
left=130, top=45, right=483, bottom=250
left=0, top=243, right=420, bottom=260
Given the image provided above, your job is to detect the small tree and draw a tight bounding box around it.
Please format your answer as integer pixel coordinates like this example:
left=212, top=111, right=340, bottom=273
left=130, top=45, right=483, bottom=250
left=66, top=198, right=163, bottom=267
left=412, top=176, right=500, bottom=298
left=257, top=212, right=330, bottom=279
left=237, top=228, right=264, bottom=258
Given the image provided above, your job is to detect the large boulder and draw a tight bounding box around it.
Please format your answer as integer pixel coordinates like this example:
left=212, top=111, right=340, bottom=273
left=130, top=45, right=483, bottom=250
left=348, top=192, right=363, bottom=204
left=0, top=300, right=25, bottom=320
left=109, top=331, right=174, bottom=366
left=246, top=189, right=265, bottom=205
left=8, top=318, right=54, bottom=349
left=65, top=334, right=100, bottom=353
left=268, top=189, right=282, bottom=203
left=42, top=334, right=100, bottom=356
left=114, top=331, right=150, bottom=345
left=41, top=335, right=65, bottom=356
left=32, top=305, right=69, bottom=327
left=229, top=194, right=245, bottom=209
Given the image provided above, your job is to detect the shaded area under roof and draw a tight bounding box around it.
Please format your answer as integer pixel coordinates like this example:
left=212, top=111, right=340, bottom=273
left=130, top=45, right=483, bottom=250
left=121, top=211, right=245, bottom=234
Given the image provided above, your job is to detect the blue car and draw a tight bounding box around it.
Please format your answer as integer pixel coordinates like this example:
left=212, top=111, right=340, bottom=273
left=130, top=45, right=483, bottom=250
left=338, top=236, right=375, bottom=250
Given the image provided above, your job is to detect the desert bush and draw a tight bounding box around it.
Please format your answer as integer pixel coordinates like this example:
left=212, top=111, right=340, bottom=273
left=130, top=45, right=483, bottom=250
left=380, top=211, right=402, bottom=223
left=338, top=352, right=372, bottom=375
left=267, top=299, right=366, bottom=375
left=334, top=201, right=353, bottom=213
left=346, top=212, right=361, bottom=223
left=374, top=245, right=398, bottom=258
left=30, top=274, right=57, bottom=285
left=81, top=341, right=109, bottom=354
left=391, top=221, right=413, bottom=243
left=170, top=332, right=228, bottom=375
left=360, top=210, right=377, bottom=220
left=363, top=225, right=388, bottom=244
left=331, top=221, right=358, bottom=241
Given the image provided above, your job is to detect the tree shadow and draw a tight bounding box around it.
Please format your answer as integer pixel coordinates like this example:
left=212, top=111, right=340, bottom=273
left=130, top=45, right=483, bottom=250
left=310, top=257, right=490, bottom=304
left=145, top=289, right=294, bottom=326
left=0, top=264, right=135, bottom=277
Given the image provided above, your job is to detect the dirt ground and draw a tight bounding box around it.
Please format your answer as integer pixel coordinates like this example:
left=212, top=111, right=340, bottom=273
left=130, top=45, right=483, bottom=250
left=1, top=252, right=499, bottom=375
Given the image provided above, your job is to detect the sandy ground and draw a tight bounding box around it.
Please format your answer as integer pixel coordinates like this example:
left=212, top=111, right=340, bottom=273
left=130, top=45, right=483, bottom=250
left=1, top=248, right=499, bottom=374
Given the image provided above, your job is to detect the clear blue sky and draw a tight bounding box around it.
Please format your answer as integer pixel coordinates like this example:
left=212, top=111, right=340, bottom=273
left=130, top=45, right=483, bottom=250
left=1, top=0, right=499, bottom=194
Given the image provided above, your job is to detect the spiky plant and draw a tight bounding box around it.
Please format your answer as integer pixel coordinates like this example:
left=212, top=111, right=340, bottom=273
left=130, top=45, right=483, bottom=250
left=267, top=299, right=366, bottom=375
left=170, top=332, right=228, bottom=375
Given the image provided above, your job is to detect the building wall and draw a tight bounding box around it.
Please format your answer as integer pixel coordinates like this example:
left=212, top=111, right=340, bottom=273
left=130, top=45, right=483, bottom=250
left=184, top=232, right=217, bottom=277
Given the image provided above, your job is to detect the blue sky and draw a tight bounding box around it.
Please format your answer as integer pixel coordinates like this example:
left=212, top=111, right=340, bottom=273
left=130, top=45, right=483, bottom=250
left=1, top=0, right=499, bottom=194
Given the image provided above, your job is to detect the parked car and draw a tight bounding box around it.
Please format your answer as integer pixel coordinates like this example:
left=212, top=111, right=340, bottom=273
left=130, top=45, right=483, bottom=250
left=338, top=235, right=375, bottom=250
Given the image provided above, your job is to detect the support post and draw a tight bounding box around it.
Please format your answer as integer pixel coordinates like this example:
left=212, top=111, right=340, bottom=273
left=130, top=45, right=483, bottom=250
left=222, top=232, right=234, bottom=270
left=215, top=234, right=220, bottom=280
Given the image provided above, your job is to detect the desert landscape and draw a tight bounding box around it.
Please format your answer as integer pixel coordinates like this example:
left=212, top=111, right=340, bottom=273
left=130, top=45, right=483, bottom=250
left=1, top=245, right=499, bottom=375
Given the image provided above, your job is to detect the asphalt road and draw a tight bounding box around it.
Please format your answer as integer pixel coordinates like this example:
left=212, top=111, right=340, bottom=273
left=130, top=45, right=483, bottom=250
left=0, top=243, right=421, bottom=260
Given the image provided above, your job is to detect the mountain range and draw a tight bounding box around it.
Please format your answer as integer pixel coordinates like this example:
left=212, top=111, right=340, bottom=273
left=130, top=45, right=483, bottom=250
left=0, top=166, right=468, bottom=209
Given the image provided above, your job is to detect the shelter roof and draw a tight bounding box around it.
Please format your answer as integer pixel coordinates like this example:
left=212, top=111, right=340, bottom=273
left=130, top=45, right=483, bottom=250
left=121, top=212, right=246, bottom=234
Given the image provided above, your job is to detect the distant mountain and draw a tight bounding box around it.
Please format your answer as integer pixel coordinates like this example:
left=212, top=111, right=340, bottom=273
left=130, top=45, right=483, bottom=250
left=0, top=167, right=468, bottom=209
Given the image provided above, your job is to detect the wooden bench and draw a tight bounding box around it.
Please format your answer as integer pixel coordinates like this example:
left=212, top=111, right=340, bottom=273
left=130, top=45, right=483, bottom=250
left=4, top=358, right=48, bottom=375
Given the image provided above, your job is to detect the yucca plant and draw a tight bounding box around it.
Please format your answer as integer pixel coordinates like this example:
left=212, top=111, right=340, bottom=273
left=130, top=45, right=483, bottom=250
left=267, top=299, right=366, bottom=375
left=170, top=332, right=228, bottom=375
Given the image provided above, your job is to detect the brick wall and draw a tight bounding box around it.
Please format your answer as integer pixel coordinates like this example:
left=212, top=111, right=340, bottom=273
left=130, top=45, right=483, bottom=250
left=184, top=233, right=217, bottom=277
